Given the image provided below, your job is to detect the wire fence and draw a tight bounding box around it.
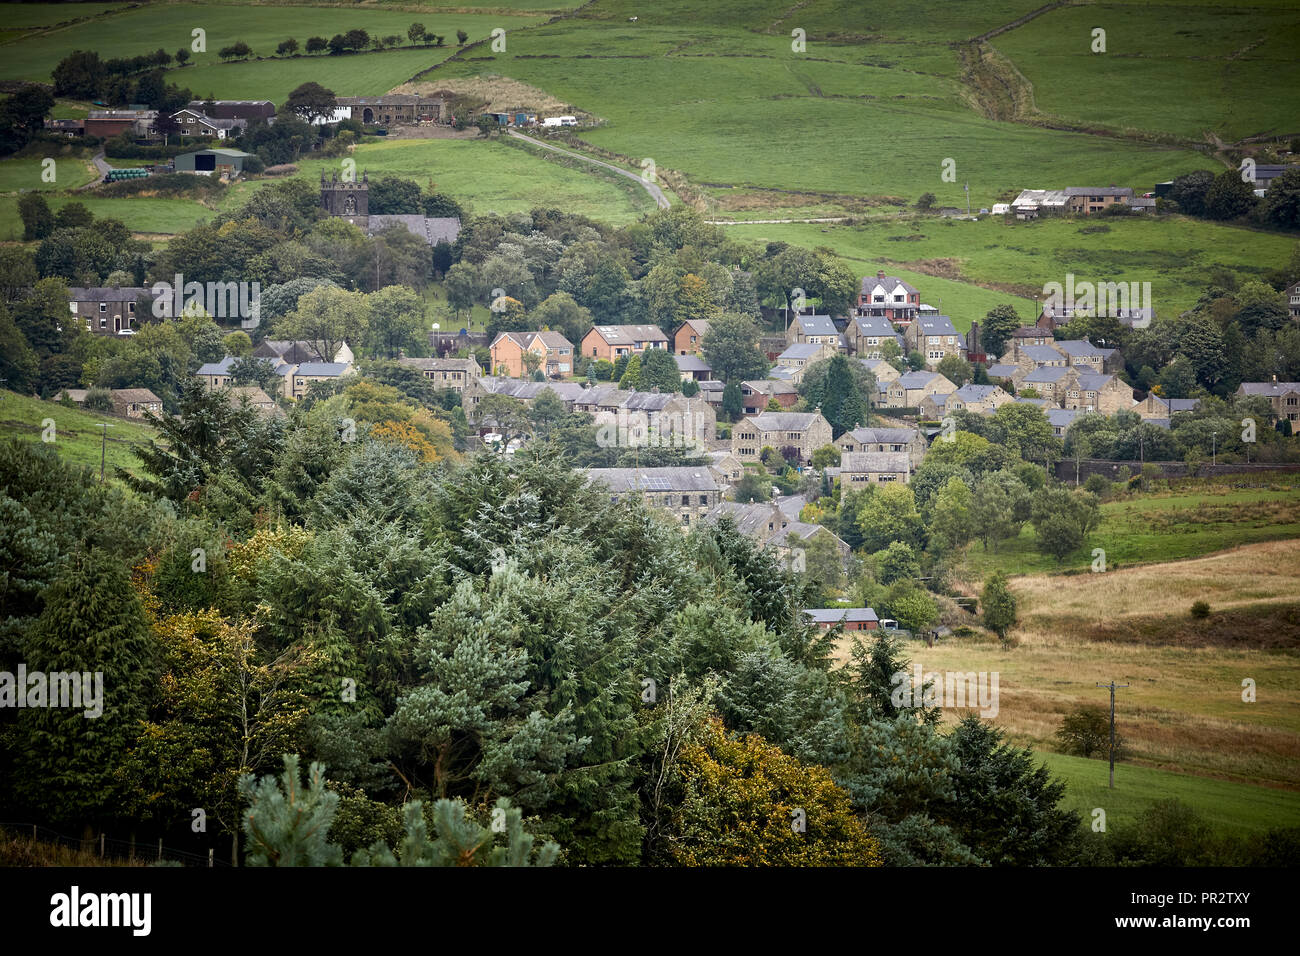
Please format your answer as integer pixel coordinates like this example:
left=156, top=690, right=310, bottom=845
left=1, top=822, right=232, bottom=867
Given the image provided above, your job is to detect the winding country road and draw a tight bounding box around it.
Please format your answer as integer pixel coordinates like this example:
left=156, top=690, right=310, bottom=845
left=506, top=129, right=670, bottom=209
left=76, top=150, right=111, bottom=191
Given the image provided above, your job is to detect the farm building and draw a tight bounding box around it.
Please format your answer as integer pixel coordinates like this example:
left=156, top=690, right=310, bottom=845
left=803, top=607, right=879, bottom=631
left=188, top=100, right=275, bottom=121
left=174, top=148, right=253, bottom=177
left=336, top=95, right=443, bottom=125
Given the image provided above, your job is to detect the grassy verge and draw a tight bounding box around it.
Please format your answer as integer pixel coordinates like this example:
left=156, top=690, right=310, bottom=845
left=1042, top=752, right=1300, bottom=837
left=960, top=476, right=1300, bottom=578
left=0, top=390, right=156, bottom=486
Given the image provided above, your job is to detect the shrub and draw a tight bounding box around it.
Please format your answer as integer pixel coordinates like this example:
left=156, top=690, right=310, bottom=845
left=666, top=718, right=882, bottom=867
left=1190, top=600, right=1211, bottom=619
left=83, top=388, right=113, bottom=412
left=1056, top=706, right=1122, bottom=759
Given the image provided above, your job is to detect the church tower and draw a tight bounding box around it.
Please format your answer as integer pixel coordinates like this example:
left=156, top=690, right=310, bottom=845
left=320, top=169, right=369, bottom=228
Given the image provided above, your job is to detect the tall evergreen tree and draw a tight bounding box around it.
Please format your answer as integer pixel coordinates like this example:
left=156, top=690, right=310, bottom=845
left=7, top=548, right=157, bottom=828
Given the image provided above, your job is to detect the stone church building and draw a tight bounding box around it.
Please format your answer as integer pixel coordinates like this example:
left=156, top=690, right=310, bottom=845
left=320, top=170, right=461, bottom=247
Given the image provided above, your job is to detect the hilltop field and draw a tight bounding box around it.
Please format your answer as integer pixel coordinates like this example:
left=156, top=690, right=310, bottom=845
left=2, top=0, right=1297, bottom=323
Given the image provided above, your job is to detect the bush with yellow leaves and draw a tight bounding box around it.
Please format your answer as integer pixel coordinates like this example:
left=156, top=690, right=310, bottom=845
left=668, top=718, right=882, bottom=867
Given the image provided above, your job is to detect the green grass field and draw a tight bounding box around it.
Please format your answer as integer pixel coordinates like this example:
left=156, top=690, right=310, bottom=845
left=993, top=0, right=1300, bottom=142
left=743, top=215, right=1300, bottom=325
left=291, top=136, right=655, bottom=223
left=0, top=389, right=157, bottom=485
left=1042, top=752, right=1300, bottom=837
left=0, top=155, right=97, bottom=193
left=431, top=13, right=1222, bottom=211
left=0, top=3, right=127, bottom=30
left=0, top=193, right=215, bottom=239
left=0, top=4, right=547, bottom=90
left=960, top=478, right=1300, bottom=579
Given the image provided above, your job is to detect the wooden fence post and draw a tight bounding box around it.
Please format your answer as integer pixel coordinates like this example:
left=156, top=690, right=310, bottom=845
left=208, top=848, right=214, bottom=868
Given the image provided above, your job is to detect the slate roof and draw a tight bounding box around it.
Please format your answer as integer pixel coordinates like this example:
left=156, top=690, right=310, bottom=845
left=367, top=215, right=461, bottom=246
left=227, top=385, right=276, bottom=405
left=110, top=388, right=162, bottom=404
left=842, top=427, right=916, bottom=445
left=1065, top=187, right=1134, bottom=198
left=860, top=273, right=918, bottom=295
left=1023, top=366, right=1072, bottom=384
left=986, top=364, right=1020, bottom=378
left=955, top=384, right=1004, bottom=403
left=674, top=354, right=711, bottom=372
left=792, top=314, right=839, bottom=337
left=779, top=343, right=826, bottom=360
left=294, top=362, right=351, bottom=377
left=1022, top=345, right=1066, bottom=363
left=1055, top=339, right=1103, bottom=357
left=706, top=501, right=786, bottom=535
left=1046, top=408, right=1081, bottom=429
left=197, top=356, right=280, bottom=376
left=896, top=371, right=947, bottom=389
left=914, top=315, right=958, bottom=336
left=775, top=494, right=807, bottom=520
left=851, top=315, right=897, bottom=337
left=586, top=467, right=718, bottom=494
left=1239, top=382, right=1300, bottom=396
left=768, top=522, right=846, bottom=549
left=68, top=286, right=154, bottom=302
left=1075, top=373, right=1115, bottom=391
left=398, top=357, right=480, bottom=373
left=743, top=379, right=798, bottom=395
left=841, top=451, right=910, bottom=474
left=744, top=412, right=824, bottom=431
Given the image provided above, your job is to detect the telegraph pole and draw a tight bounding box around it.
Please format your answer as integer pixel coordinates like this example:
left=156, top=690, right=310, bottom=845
left=96, top=422, right=116, bottom=482
left=1096, top=680, right=1130, bottom=789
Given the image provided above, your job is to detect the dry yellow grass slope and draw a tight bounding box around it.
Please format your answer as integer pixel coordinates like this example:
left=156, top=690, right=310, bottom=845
left=397, top=76, right=581, bottom=117
left=1015, top=539, right=1300, bottom=625
left=834, top=541, right=1300, bottom=787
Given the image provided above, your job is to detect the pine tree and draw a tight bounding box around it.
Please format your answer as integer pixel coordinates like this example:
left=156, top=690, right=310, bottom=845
left=618, top=352, right=643, bottom=390
left=240, top=755, right=344, bottom=866
left=818, top=355, right=869, bottom=437
left=9, top=548, right=158, bottom=827
left=239, top=754, right=559, bottom=866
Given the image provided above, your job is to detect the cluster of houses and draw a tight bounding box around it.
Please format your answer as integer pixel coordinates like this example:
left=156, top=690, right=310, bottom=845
left=48, top=93, right=584, bottom=147
left=196, top=340, right=357, bottom=402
